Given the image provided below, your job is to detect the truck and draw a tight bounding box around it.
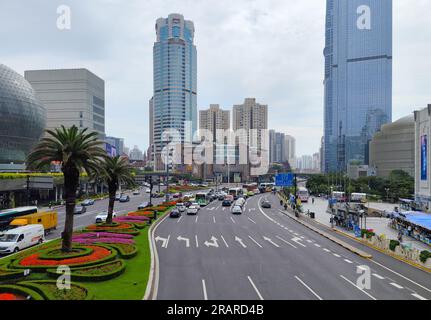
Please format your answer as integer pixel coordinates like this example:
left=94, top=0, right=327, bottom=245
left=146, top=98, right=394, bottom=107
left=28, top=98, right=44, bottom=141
left=9, top=211, right=58, bottom=235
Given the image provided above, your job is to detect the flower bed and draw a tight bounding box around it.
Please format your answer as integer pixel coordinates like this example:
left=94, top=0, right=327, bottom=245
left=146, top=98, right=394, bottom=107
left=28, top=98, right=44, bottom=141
left=18, top=280, right=93, bottom=300
left=38, top=246, right=93, bottom=260
left=12, top=245, right=117, bottom=269
left=47, top=259, right=126, bottom=282
left=0, top=285, right=44, bottom=300
left=104, top=243, right=138, bottom=259
left=73, top=232, right=134, bottom=239
left=73, top=237, right=135, bottom=245
left=114, top=216, right=150, bottom=222
left=128, top=211, right=155, bottom=217
left=0, top=264, right=25, bottom=280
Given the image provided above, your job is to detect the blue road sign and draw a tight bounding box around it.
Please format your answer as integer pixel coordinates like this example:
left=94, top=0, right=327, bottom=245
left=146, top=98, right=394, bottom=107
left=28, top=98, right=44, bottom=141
left=275, top=173, right=294, bottom=187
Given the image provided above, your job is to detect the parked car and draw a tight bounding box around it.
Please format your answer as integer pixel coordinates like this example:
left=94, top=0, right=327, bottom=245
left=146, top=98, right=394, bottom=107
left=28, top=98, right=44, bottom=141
left=81, top=199, right=95, bottom=206
left=222, top=200, right=232, bottom=207
left=0, top=225, right=45, bottom=255
left=261, top=201, right=272, bottom=209
left=169, top=209, right=181, bottom=218
left=133, top=190, right=140, bottom=195
left=115, top=194, right=121, bottom=201
left=95, top=211, right=117, bottom=224
left=231, top=205, right=243, bottom=215
left=74, top=205, right=87, bottom=214
left=145, top=188, right=151, bottom=193
left=119, top=195, right=130, bottom=202
left=187, top=205, right=199, bottom=215
left=138, top=202, right=151, bottom=210
left=218, top=195, right=225, bottom=201
left=176, top=203, right=186, bottom=213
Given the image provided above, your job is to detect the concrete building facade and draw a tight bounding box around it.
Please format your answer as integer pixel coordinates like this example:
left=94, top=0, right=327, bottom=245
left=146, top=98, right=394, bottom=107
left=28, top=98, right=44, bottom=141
left=25, top=68, right=105, bottom=138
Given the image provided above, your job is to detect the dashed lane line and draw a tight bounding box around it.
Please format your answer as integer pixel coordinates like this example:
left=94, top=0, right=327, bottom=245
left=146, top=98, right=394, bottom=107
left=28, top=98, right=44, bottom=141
left=247, top=276, right=264, bottom=300
left=412, top=293, right=427, bottom=300
left=295, top=276, right=323, bottom=300
left=230, top=217, right=236, bottom=224
left=275, top=236, right=297, bottom=249
left=344, top=259, right=353, bottom=264
left=390, top=282, right=404, bottom=289
left=202, top=279, right=208, bottom=300
left=372, top=273, right=385, bottom=280
left=248, top=217, right=256, bottom=224
left=248, top=236, right=263, bottom=248
left=340, top=275, right=377, bottom=300
left=220, top=235, right=229, bottom=248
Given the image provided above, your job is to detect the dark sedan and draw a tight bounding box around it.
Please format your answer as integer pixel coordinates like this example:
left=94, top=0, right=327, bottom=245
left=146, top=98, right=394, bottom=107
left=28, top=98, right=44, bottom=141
left=222, top=200, right=232, bottom=207
left=74, top=205, right=87, bottom=214
left=119, top=195, right=130, bottom=202
left=169, top=209, right=181, bottom=218
left=261, top=201, right=272, bottom=209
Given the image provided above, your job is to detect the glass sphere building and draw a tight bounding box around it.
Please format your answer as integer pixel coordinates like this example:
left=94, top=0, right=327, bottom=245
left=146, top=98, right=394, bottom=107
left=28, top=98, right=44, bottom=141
left=0, top=64, right=46, bottom=166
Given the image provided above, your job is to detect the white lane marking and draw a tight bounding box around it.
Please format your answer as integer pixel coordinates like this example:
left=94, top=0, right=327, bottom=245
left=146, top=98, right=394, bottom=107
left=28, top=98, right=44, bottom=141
left=248, top=235, right=263, bottom=248
left=412, top=293, right=427, bottom=300
left=369, top=259, right=431, bottom=294
left=220, top=235, right=229, bottom=248
left=340, top=275, right=377, bottom=300
left=344, top=259, right=353, bottom=264
left=263, top=236, right=280, bottom=248
left=248, top=217, right=256, bottom=224
left=323, top=248, right=331, bottom=252
left=295, top=276, right=323, bottom=300
left=247, top=276, right=264, bottom=300
left=177, top=216, right=183, bottom=223
left=202, top=279, right=208, bottom=300
left=195, top=235, right=199, bottom=248
left=372, top=273, right=385, bottom=280
left=195, top=216, right=198, bottom=223
left=155, top=236, right=168, bottom=248
left=213, top=216, right=216, bottom=224
left=333, top=253, right=341, bottom=258
left=165, top=235, right=171, bottom=248
left=390, top=282, right=404, bottom=289
left=306, top=240, right=313, bottom=243
left=300, top=236, right=305, bottom=239
left=314, top=243, right=321, bottom=248
left=291, top=237, right=307, bottom=247
left=222, top=207, right=226, bottom=211
left=294, top=233, right=299, bottom=236
left=235, top=236, right=247, bottom=248
left=275, top=236, right=297, bottom=248
left=230, top=217, right=236, bottom=224
left=204, top=236, right=219, bottom=248
left=177, top=236, right=190, bottom=248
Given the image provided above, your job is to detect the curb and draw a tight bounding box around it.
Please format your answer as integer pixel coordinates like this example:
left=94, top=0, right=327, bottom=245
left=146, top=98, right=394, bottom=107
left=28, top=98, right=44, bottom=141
left=142, top=209, right=171, bottom=300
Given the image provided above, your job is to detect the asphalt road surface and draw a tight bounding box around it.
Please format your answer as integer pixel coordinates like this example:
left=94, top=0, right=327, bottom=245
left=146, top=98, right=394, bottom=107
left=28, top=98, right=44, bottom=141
left=154, top=192, right=431, bottom=300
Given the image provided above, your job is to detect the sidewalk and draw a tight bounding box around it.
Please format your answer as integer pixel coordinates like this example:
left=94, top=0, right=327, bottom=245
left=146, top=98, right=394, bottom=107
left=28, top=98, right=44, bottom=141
left=303, top=198, right=431, bottom=252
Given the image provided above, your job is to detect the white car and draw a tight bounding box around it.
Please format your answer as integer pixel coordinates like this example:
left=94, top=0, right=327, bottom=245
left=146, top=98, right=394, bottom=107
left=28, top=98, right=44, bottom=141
left=145, top=188, right=151, bottom=193
left=0, top=225, right=44, bottom=255
left=176, top=203, right=186, bottom=213
left=235, top=198, right=246, bottom=207
left=187, top=205, right=199, bottom=215
left=231, top=205, right=243, bottom=215
left=95, top=211, right=117, bottom=224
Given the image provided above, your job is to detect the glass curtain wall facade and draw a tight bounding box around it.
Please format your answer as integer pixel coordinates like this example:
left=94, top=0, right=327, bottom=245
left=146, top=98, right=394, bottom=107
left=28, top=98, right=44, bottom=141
left=153, top=13, right=197, bottom=169
left=323, top=0, right=392, bottom=173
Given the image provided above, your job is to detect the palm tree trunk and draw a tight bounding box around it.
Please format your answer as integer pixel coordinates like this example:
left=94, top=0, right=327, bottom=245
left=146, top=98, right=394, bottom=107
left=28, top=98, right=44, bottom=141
left=106, top=182, right=117, bottom=225
left=61, top=167, right=80, bottom=252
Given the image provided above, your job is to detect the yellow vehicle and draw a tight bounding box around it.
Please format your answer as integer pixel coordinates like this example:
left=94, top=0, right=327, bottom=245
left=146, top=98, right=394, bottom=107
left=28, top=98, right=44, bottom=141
left=10, top=211, right=58, bottom=235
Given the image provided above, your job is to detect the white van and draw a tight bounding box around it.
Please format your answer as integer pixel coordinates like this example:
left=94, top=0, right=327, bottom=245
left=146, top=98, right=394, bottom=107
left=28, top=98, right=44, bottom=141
left=0, top=224, right=44, bottom=255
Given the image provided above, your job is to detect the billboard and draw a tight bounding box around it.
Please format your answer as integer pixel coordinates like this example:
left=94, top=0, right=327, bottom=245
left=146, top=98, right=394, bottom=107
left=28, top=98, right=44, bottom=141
left=275, top=173, right=294, bottom=187
left=105, top=143, right=117, bottom=157
left=421, top=135, right=427, bottom=181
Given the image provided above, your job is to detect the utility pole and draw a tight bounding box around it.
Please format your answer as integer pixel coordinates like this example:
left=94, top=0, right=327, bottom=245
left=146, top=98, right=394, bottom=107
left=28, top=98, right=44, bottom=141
left=26, top=175, right=30, bottom=206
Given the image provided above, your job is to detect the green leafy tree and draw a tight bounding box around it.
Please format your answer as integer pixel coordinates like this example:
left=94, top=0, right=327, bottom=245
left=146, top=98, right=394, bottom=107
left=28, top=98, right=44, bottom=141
left=27, top=126, right=106, bottom=252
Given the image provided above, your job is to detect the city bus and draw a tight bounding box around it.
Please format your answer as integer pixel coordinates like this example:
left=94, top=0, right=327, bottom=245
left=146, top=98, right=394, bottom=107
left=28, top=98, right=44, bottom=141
left=350, top=193, right=367, bottom=203
left=0, top=206, right=38, bottom=230
left=331, top=191, right=346, bottom=202
left=258, top=183, right=275, bottom=193
left=229, top=188, right=244, bottom=200
left=195, top=192, right=211, bottom=207
left=297, top=187, right=310, bottom=203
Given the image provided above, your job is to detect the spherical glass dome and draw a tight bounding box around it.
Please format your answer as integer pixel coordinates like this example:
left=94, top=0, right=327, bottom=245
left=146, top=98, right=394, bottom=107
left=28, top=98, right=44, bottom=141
left=0, top=64, right=46, bottom=164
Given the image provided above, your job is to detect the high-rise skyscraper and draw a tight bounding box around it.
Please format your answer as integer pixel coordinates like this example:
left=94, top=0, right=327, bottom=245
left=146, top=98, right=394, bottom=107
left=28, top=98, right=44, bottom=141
left=269, top=130, right=286, bottom=164
left=284, top=135, right=296, bottom=169
left=152, top=13, right=197, bottom=170
left=323, top=0, right=392, bottom=173
left=199, top=104, right=230, bottom=141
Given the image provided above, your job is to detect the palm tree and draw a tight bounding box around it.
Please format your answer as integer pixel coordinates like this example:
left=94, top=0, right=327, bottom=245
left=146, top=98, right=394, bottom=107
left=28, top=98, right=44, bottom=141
left=97, top=156, right=135, bottom=225
left=27, top=126, right=106, bottom=252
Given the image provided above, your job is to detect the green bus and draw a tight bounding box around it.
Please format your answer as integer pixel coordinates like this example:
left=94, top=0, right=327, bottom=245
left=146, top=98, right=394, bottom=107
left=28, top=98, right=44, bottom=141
left=0, top=206, right=38, bottom=229
left=195, top=192, right=211, bottom=207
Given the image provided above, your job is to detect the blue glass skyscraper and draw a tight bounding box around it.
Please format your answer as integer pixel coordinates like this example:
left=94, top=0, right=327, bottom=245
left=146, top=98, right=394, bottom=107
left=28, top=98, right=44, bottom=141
left=323, top=0, right=392, bottom=173
left=152, top=13, right=197, bottom=169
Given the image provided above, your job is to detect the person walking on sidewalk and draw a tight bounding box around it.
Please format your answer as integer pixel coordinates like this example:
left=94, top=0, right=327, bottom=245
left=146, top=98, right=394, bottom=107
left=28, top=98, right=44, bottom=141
left=312, top=197, right=315, bottom=205
left=398, top=230, right=403, bottom=243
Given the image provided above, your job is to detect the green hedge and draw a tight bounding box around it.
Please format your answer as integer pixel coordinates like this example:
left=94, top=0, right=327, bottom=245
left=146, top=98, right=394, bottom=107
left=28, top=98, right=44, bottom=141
left=18, top=280, right=93, bottom=300
left=419, top=250, right=431, bottom=264
left=46, top=259, right=126, bottom=282
left=0, top=284, right=44, bottom=300
left=38, top=246, right=93, bottom=260
left=389, top=240, right=400, bottom=251
left=104, top=243, right=138, bottom=259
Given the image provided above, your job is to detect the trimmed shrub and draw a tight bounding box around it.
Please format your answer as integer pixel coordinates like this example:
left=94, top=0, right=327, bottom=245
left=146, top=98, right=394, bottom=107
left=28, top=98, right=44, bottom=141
left=18, top=280, right=93, bottom=300
left=389, top=240, right=400, bottom=252
left=419, top=250, right=431, bottom=264
left=105, top=243, right=138, bottom=259
left=361, top=229, right=375, bottom=239
left=0, top=285, right=44, bottom=300
left=38, top=246, right=93, bottom=260
left=46, top=259, right=126, bottom=282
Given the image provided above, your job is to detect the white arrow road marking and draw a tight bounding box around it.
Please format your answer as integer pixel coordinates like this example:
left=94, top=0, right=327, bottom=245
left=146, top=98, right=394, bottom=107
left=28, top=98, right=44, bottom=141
left=340, top=275, right=377, bottom=300
left=247, top=276, right=264, bottom=300
left=248, top=235, right=263, bottom=248
left=275, top=236, right=297, bottom=248
left=220, top=235, right=229, bottom=248
left=204, top=236, right=219, bottom=248
left=248, top=217, right=256, bottom=224
left=291, top=237, right=306, bottom=247
left=155, top=235, right=169, bottom=248
left=263, top=236, right=280, bottom=248
left=235, top=236, right=247, bottom=248
left=295, top=276, right=323, bottom=300
left=177, top=236, right=190, bottom=248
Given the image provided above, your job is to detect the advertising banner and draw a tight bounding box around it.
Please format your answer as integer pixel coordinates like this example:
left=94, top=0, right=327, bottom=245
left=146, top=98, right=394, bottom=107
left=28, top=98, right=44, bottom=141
left=421, top=135, right=427, bottom=181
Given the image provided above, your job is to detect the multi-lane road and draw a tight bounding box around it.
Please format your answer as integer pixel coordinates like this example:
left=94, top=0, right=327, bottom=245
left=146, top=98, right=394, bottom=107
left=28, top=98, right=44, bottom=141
left=153, top=192, right=431, bottom=300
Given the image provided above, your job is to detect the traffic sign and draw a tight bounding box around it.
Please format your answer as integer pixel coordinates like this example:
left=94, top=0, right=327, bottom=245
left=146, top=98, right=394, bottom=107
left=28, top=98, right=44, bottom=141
left=275, top=173, right=294, bottom=187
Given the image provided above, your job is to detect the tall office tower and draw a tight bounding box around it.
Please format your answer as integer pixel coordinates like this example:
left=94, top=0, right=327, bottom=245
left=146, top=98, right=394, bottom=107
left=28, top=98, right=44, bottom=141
left=284, top=135, right=296, bottom=169
left=25, top=69, right=105, bottom=139
left=269, top=130, right=286, bottom=164
left=148, top=97, right=154, bottom=166
left=153, top=13, right=197, bottom=170
left=233, top=98, right=268, bottom=152
left=105, top=136, right=125, bottom=155
left=323, top=0, right=392, bottom=173
left=199, top=104, right=230, bottom=140
left=129, top=145, right=144, bottom=161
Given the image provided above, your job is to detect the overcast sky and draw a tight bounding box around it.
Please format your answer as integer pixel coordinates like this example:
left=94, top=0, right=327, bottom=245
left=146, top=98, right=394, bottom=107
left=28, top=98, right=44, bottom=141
left=2, top=0, right=431, bottom=157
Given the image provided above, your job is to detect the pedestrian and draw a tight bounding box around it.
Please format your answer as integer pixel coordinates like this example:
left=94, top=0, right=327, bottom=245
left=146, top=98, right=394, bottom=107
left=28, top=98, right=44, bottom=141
left=48, top=202, right=52, bottom=209
left=284, top=203, right=288, bottom=211
left=312, top=197, right=315, bottom=205
left=398, top=230, right=403, bottom=243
